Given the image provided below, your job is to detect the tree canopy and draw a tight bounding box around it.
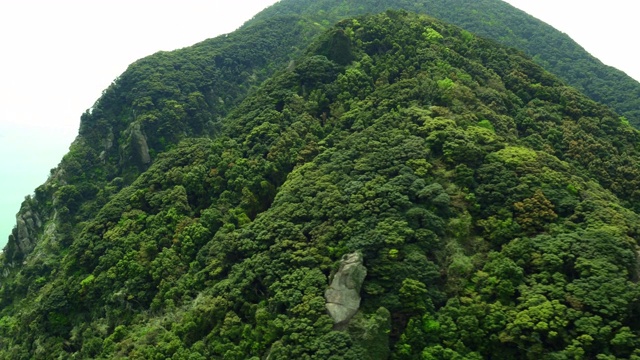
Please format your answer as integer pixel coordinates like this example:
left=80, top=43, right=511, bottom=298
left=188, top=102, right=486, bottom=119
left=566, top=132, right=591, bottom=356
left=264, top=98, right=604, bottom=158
left=251, top=0, right=640, bottom=128
left=2, top=7, right=640, bottom=360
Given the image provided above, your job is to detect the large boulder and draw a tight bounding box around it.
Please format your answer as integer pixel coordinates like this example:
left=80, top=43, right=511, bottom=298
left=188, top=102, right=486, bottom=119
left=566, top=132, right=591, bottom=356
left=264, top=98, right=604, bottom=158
left=325, top=252, right=367, bottom=326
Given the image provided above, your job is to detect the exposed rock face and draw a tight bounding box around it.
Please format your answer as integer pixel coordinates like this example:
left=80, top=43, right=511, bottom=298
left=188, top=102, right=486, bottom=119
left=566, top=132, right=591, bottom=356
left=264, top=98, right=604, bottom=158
left=99, top=126, right=114, bottom=162
left=325, top=252, right=367, bottom=326
left=12, top=200, right=42, bottom=257
left=131, top=122, right=151, bottom=165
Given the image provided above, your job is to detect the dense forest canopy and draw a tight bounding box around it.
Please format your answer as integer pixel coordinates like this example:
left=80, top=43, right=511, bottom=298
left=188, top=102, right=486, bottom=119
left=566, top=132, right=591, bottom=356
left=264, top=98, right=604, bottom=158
left=251, top=0, right=640, bottom=128
left=2, top=2, right=640, bottom=359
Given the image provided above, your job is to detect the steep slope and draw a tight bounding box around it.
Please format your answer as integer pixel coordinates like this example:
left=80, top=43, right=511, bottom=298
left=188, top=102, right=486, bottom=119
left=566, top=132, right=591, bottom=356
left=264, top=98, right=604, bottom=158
left=3, top=14, right=322, bottom=263
left=2, top=10, right=640, bottom=359
left=8, top=0, right=640, bottom=263
left=250, top=0, right=640, bottom=128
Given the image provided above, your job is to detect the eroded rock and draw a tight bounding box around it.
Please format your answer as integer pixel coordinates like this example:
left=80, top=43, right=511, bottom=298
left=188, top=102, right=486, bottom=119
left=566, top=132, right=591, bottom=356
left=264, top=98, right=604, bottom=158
left=131, top=123, right=151, bottom=165
left=325, top=252, right=367, bottom=326
left=10, top=199, right=42, bottom=258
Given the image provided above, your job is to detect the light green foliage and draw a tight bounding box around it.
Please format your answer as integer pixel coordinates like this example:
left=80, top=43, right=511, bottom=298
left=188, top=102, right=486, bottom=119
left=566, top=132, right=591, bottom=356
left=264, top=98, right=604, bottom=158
left=437, top=77, right=455, bottom=91
left=620, top=116, right=630, bottom=126
left=476, top=119, right=495, bottom=132
left=423, top=28, right=444, bottom=42
left=491, top=146, right=537, bottom=166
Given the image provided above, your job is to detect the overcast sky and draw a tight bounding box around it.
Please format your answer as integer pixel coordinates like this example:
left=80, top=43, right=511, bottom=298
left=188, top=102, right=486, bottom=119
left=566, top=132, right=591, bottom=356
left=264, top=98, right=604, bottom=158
left=503, top=0, right=640, bottom=81
left=0, top=0, right=639, bottom=247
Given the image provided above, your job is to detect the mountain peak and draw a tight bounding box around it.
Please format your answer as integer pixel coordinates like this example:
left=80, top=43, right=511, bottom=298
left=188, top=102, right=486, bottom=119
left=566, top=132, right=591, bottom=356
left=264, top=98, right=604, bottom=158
left=2, top=5, right=640, bottom=359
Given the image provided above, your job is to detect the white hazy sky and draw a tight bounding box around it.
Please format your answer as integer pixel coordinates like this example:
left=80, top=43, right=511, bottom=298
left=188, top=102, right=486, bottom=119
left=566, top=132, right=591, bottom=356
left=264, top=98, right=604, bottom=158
left=0, top=0, right=639, bottom=246
left=503, top=0, right=640, bottom=82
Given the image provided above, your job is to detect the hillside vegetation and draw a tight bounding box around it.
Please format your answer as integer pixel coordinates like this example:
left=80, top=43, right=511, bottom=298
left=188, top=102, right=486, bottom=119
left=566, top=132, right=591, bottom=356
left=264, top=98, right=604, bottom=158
left=252, top=0, right=640, bottom=128
left=2, top=6, right=640, bottom=360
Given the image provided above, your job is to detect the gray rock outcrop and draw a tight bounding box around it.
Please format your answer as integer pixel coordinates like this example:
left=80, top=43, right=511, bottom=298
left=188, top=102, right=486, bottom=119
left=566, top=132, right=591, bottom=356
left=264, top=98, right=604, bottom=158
left=325, top=252, right=367, bottom=326
left=11, top=199, right=42, bottom=257
left=131, top=122, right=151, bottom=165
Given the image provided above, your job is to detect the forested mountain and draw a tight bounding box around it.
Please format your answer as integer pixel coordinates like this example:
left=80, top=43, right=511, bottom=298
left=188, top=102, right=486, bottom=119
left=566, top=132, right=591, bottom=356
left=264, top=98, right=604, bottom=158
left=250, top=0, right=640, bottom=128
left=3, top=3, right=640, bottom=360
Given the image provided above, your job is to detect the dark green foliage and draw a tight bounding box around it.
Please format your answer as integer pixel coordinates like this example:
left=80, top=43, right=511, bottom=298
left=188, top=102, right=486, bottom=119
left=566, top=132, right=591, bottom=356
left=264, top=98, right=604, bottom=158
left=251, top=0, right=640, bottom=128
left=3, top=7, right=640, bottom=360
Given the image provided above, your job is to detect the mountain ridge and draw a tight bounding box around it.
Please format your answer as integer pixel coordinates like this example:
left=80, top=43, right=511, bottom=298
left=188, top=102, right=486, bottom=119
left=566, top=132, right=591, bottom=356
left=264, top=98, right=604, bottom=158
left=248, top=0, right=640, bottom=128
left=1, top=4, right=640, bottom=359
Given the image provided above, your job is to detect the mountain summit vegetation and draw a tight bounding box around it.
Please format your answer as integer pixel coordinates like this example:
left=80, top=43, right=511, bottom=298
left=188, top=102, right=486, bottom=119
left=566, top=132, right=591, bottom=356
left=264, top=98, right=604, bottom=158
left=251, top=0, right=640, bottom=128
left=3, top=2, right=640, bottom=360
